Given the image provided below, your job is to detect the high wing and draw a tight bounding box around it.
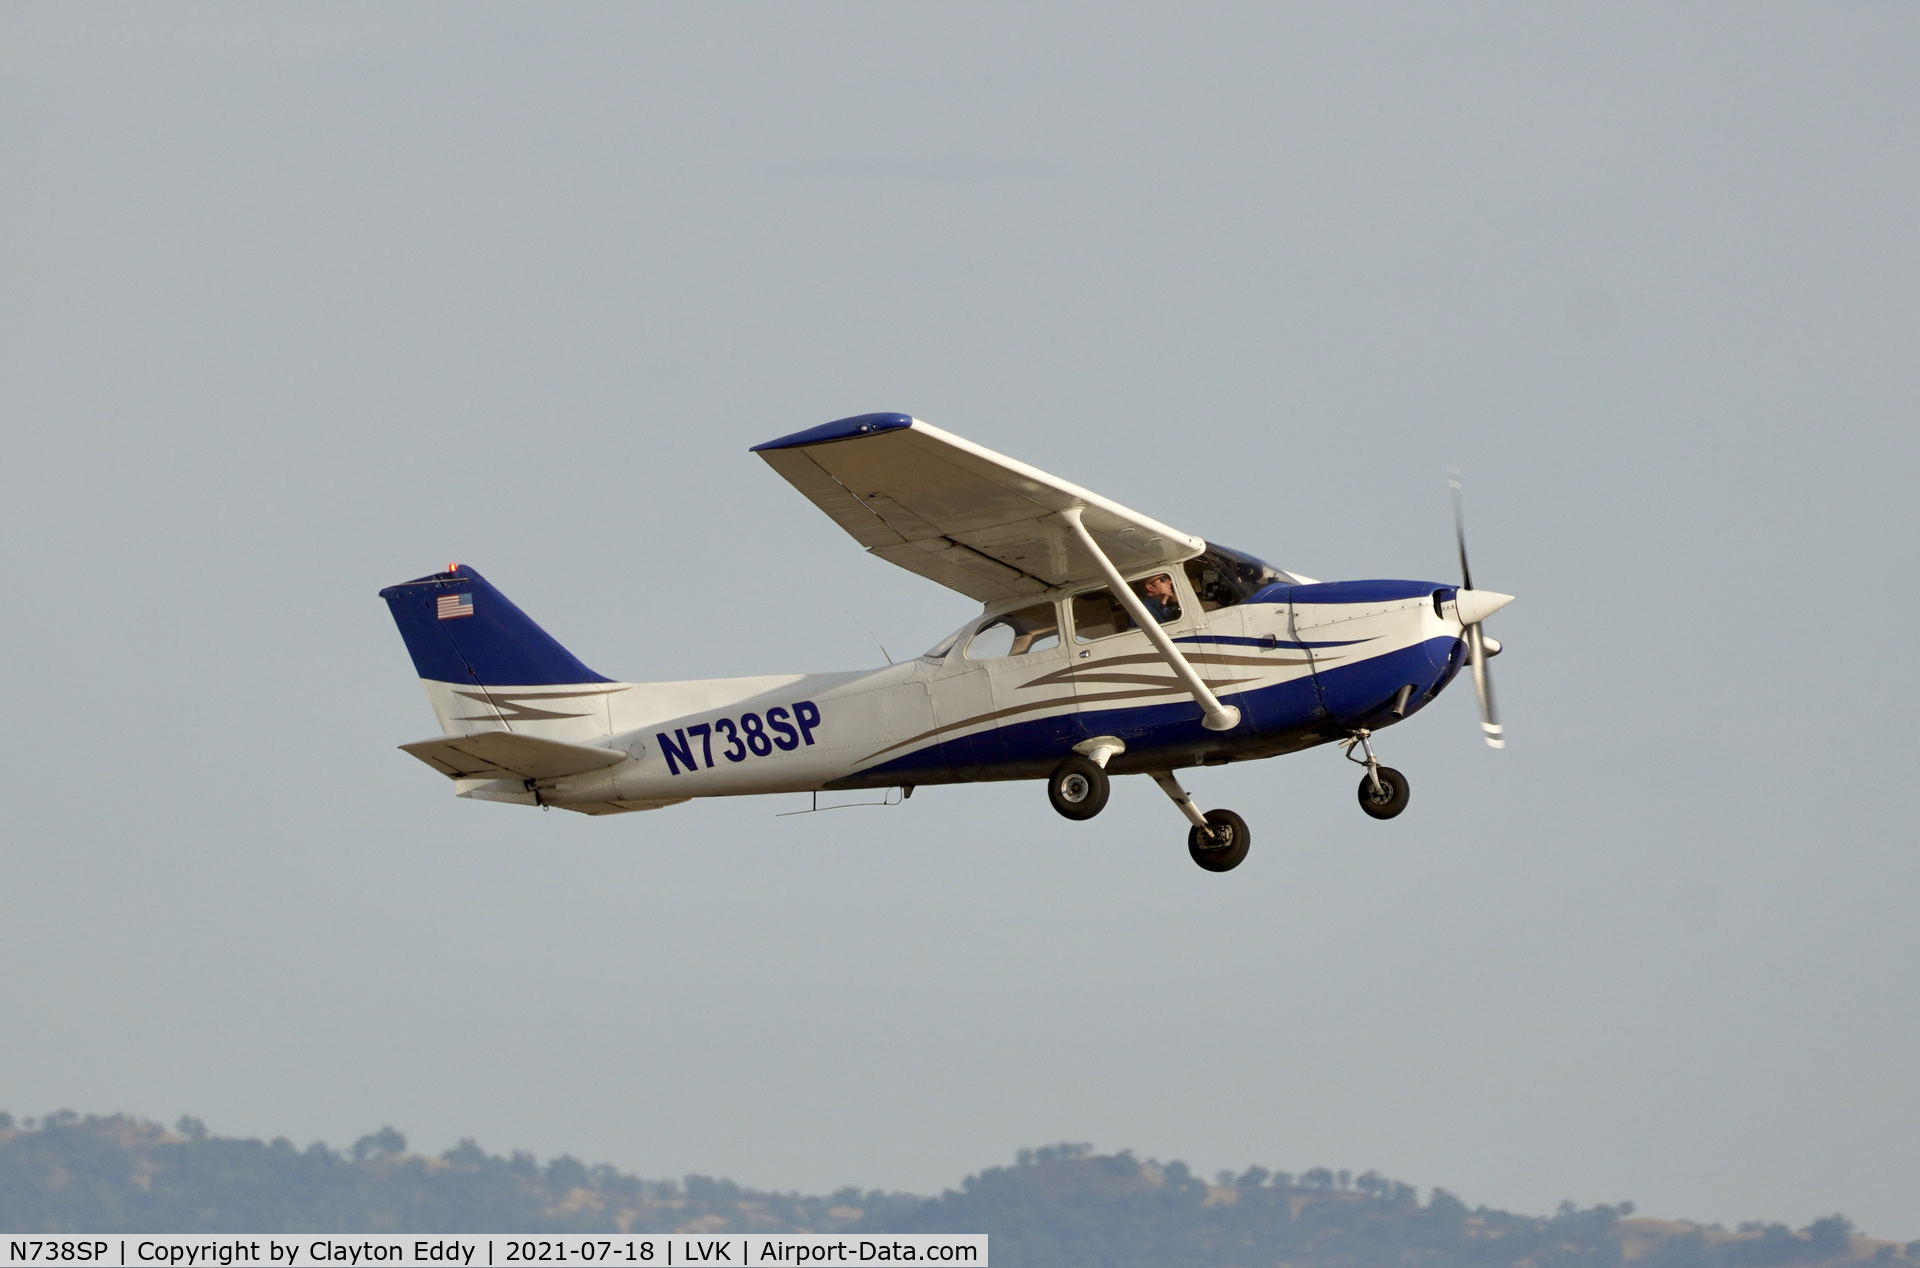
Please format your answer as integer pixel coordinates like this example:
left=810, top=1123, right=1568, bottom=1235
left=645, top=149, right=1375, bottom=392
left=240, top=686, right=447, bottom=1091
left=752, top=414, right=1205, bottom=603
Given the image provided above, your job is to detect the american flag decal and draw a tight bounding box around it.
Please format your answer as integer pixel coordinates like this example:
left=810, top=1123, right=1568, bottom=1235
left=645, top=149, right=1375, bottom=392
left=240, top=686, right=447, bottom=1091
left=437, top=592, right=474, bottom=620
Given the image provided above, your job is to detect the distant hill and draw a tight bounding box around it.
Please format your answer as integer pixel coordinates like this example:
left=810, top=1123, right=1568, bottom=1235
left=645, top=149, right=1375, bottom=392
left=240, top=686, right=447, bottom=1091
left=1, top=1113, right=1912, bottom=1268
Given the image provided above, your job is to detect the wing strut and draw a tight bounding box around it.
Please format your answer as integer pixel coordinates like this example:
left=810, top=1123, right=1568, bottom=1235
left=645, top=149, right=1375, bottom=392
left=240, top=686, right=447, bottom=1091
left=1056, top=508, right=1241, bottom=732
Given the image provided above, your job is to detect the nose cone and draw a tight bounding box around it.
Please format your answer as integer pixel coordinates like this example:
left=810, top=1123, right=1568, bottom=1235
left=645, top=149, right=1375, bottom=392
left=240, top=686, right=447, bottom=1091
left=1455, top=589, right=1514, bottom=626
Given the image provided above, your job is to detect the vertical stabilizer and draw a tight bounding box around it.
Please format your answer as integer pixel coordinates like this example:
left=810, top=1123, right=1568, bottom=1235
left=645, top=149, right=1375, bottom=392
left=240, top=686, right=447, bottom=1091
left=379, top=565, right=621, bottom=740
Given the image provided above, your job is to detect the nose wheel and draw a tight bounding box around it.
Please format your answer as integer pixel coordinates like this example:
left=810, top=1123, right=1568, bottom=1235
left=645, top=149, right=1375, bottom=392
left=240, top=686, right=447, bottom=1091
left=1357, top=766, right=1410, bottom=818
left=1342, top=728, right=1411, bottom=820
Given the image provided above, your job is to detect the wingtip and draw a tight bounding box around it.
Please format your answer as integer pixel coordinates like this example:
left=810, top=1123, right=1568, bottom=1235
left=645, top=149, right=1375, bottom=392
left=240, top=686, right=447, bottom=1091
left=751, top=413, right=915, bottom=452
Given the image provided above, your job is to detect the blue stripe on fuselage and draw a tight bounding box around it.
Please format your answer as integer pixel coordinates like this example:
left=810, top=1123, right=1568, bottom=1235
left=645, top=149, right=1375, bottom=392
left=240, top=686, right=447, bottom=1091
left=835, top=635, right=1465, bottom=789
left=1310, top=634, right=1464, bottom=729
left=1250, top=579, right=1446, bottom=605
left=1174, top=634, right=1374, bottom=650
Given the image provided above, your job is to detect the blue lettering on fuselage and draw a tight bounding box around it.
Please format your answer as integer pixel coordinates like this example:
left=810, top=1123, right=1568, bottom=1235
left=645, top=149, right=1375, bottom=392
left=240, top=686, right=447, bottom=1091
left=660, top=728, right=697, bottom=775
left=658, top=700, right=820, bottom=776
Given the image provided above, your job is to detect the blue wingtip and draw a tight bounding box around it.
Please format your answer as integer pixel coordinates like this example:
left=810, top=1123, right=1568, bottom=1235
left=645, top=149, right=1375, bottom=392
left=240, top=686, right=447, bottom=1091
left=751, top=412, right=914, bottom=452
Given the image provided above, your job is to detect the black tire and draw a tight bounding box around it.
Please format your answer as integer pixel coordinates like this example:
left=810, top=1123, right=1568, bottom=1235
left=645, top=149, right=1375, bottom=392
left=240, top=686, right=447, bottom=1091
left=1187, top=809, right=1250, bottom=872
left=1357, top=766, right=1410, bottom=819
left=1047, top=755, right=1110, bottom=820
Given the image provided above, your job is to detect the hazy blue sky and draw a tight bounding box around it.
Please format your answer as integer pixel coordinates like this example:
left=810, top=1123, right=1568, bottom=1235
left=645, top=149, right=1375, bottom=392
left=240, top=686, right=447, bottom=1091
left=3, top=1, right=1916, bottom=1238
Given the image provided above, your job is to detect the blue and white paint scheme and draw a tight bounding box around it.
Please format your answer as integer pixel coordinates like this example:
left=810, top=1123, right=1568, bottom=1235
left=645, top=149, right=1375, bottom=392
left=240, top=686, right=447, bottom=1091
left=381, top=414, right=1512, bottom=871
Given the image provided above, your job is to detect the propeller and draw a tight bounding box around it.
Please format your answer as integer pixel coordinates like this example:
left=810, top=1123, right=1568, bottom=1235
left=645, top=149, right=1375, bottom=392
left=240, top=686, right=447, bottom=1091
left=1449, top=469, right=1510, bottom=749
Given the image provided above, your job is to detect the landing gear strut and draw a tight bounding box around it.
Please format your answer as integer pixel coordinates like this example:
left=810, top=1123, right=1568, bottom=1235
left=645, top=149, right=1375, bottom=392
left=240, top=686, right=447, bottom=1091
left=1151, top=771, right=1250, bottom=872
left=1342, top=728, right=1410, bottom=820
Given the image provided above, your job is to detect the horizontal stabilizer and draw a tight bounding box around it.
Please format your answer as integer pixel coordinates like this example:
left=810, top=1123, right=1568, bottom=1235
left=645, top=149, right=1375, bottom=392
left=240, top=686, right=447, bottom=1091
left=400, top=732, right=628, bottom=781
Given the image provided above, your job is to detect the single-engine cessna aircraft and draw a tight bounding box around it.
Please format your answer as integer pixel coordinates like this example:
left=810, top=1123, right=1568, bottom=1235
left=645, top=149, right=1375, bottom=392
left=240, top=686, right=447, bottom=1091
left=382, top=414, right=1512, bottom=871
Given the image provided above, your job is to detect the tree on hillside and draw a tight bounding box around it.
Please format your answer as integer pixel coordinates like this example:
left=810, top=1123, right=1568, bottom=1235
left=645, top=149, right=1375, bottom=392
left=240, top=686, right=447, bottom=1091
left=0, top=1111, right=1905, bottom=1268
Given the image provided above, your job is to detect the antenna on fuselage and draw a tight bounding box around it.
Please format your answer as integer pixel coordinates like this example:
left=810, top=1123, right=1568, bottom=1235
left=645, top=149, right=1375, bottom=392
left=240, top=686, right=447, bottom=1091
left=845, top=610, right=894, bottom=665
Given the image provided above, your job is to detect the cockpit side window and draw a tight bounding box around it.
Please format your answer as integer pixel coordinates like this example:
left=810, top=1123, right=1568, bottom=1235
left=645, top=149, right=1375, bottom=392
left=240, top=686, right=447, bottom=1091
left=1183, top=543, right=1294, bottom=611
left=965, top=602, right=1062, bottom=661
left=1072, top=573, right=1180, bottom=642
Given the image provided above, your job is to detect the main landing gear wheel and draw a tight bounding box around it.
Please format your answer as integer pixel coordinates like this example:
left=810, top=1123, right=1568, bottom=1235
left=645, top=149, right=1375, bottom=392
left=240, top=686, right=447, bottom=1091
left=1357, top=767, right=1411, bottom=820
left=1048, top=754, right=1110, bottom=820
left=1187, top=809, right=1250, bottom=872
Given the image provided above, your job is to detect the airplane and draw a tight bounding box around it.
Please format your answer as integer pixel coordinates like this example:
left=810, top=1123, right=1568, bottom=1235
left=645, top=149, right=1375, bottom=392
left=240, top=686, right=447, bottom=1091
left=380, top=413, right=1512, bottom=872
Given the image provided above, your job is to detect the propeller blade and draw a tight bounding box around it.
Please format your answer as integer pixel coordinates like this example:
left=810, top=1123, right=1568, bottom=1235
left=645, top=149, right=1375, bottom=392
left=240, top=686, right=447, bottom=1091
left=1450, top=469, right=1505, bottom=748
left=1448, top=467, right=1474, bottom=592
left=1466, top=622, right=1504, bottom=749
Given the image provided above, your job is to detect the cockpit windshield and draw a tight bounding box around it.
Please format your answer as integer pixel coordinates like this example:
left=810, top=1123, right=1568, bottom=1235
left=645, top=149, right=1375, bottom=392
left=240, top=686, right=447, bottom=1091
left=1183, top=542, right=1298, bottom=611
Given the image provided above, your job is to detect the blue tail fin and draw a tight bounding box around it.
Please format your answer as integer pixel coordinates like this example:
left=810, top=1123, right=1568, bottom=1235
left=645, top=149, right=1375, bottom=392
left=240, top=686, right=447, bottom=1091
left=380, top=565, right=609, bottom=686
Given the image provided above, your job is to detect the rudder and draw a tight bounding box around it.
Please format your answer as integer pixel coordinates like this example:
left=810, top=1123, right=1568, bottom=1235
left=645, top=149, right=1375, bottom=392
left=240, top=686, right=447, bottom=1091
left=380, top=564, right=619, bottom=739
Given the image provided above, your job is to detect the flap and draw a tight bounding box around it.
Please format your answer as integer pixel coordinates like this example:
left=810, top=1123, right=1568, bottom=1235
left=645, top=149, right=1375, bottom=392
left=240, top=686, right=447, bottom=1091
left=754, top=414, right=1204, bottom=603
left=400, top=731, right=629, bottom=781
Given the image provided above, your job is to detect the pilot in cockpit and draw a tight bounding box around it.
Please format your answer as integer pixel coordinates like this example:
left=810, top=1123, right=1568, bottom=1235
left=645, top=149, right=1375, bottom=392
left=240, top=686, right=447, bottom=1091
left=1136, top=574, right=1182, bottom=623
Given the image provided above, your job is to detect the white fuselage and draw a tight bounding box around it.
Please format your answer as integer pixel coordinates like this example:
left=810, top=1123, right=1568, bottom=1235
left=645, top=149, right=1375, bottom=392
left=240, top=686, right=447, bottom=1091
left=434, top=569, right=1475, bottom=816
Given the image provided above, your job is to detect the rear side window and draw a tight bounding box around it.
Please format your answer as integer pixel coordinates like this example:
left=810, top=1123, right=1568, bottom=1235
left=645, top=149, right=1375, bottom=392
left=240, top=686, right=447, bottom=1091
left=1072, top=589, right=1129, bottom=641
left=966, top=602, right=1061, bottom=660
